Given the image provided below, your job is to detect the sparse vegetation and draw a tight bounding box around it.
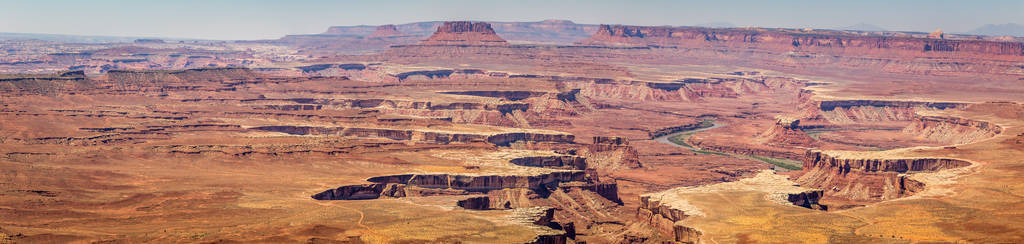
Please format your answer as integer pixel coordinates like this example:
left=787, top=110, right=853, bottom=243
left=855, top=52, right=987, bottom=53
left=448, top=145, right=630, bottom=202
left=750, top=155, right=802, bottom=170
left=665, top=119, right=801, bottom=170
left=666, top=119, right=715, bottom=149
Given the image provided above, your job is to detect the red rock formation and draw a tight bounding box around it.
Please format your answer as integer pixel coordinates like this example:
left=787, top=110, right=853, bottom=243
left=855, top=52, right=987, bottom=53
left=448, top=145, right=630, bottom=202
left=810, top=99, right=967, bottom=124
left=456, top=196, right=492, bottom=210
left=420, top=21, right=508, bottom=45
left=761, top=118, right=817, bottom=147
left=579, top=25, right=1024, bottom=58
left=795, top=150, right=970, bottom=202
left=903, top=115, right=1002, bottom=144
left=0, top=71, right=94, bottom=96
left=582, top=136, right=642, bottom=169
left=510, top=156, right=588, bottom=170
left=366, top=24, right=405, bottom=38
left=251, top=125, right=573, bottom=146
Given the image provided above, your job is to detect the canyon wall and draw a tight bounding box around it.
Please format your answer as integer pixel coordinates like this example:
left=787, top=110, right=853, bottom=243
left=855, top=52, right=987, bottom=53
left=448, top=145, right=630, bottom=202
left=903, top=115, right=1002, bottom=144
left=813, top=100, right=967, bottom=124
left=795, top=150, right=971, bottom=201
left=419, top=21, right=508, bottom=45
left=579, top=25, right=1023, bottom=58
left=251, top=125, right=573, bottom=146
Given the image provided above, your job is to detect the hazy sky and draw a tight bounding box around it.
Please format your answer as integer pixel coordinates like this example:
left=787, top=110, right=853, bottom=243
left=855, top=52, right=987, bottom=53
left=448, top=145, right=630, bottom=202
left=1, top=0, right=1021, bottom=40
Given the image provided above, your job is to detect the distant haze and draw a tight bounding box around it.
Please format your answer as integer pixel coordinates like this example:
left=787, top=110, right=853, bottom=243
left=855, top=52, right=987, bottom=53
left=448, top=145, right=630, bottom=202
left=1, top=0, right=1022, bottom=40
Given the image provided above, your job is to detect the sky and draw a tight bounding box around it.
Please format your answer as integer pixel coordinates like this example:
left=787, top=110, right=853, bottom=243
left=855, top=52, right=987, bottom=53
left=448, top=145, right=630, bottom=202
left=1, top=0, right=1021, bottom=40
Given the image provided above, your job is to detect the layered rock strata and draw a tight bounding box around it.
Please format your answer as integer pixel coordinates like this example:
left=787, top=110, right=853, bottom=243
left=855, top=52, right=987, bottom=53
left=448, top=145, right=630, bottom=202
left=903, top=115, right=1002, bottom=144
left=420, top=21, right=508, bottom=45
left=795, top=150, right=971, bottom=201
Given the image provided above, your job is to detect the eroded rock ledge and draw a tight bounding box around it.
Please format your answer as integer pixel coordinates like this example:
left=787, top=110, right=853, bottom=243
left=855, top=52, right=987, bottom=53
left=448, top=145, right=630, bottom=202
left=794, top=150, right=971, bottom=203
left=903, top=115, right=1003, bottom=144
left=312, top=151, right=621, bottom=243
left=250, top=125, right=573, bottom=146
left=637, top=171, right=825, bottom=243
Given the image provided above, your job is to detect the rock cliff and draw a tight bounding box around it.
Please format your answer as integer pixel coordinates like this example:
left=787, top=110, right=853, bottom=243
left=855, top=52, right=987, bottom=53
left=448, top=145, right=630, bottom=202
left=795, top=150, right=971, bottom=202
left=366, top=24, right=405, bottom=38
left=419, top=21, right=508, bottom=45
left=903, top=115, right=1002, bottom=144
left=580, top=25, right=1024, bottom=58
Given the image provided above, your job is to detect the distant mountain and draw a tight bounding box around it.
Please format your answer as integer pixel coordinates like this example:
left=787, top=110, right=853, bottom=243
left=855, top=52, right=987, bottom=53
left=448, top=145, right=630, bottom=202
left=0, top=32, right=203, bottom=43
left=967, top=23, right=1024, bottom=37
left=696, top=22, right=736, bottom=28
left=836, top=23, right=886, bottom=32
left=321, top=20, right=600, bottom=44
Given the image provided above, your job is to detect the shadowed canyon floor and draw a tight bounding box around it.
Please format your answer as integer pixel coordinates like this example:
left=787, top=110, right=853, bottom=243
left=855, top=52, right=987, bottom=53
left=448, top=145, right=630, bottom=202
left=1, top=20, right=1023, bottom=243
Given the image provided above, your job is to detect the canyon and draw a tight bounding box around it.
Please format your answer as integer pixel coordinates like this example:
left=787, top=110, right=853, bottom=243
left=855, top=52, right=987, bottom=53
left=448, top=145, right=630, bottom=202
left=0, top=19, right=1022, bottom=244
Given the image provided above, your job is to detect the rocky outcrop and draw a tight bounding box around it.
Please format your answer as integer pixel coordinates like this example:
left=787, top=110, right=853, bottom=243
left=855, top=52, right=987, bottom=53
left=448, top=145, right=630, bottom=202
left=393, top=70, right=454, bottom=80
left=510, top=156, right=587, bottom=170
left=672, top=225, right=702, bottom=244
left=581, top=136, right=642, bottom=169
left=323, top=19, right=598, bottom=44
left=637, top=195, right=701, bottom=243
left=456, top=196, right=492, bottom=210
left=251, top=125, right=572, bottom=146
left=786, top=190, right=827, bottom=210
left=558, top=181, right=622, bottom=204
left=486, top=132, right=575, bottom=146
left=365, top=171, right=586, bottom=192
left=555, top=76, right=798, bottom=103
left=579, top=25, right=1024, bottom=57
left=818, top=100, right=965, bottom=111
left=313, top=171, right=585, bottom=200
left=104, top=67, right=262, bottom=91
left=903, top=115, right=1002, bottom=144
left=419, top=21, right=508, bottom=45
left=814, top=100, right=967, bottom=124
left=367, top=24, right=405, bottom=38
left=760, top=117, right=817, bottom=147
left=795, top=150, right=971, bottom=201
left=801, top=150, right=971, bottom=173
left=310, top=183, right=407, bottom=200
left=0, top=72, right=94, bottom=96
left=441, top=90, right=546, bottom=101
left=296, top=63, right=366, bottom=73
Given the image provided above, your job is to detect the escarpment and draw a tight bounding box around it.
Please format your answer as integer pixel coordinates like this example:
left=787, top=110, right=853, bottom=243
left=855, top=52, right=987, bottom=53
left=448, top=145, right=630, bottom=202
left=103, top=67, right=273, bottom=92
left=760, top=117, right=817, bottom=147
left=313, top=171, right=586, bottom=200
left=562, top=76, right=797, bottom=102
left=251, top=125, right=572, bottom=146
left=311, top=148, right=622, bottom=243
left=366, top=24, right=406, bottom=38
left=637, top=171, right=829, bottom=243
left=795, top=150, right=971, bottom=202
left=636, top=195, right=704, bottom=243
left=579, top=24, right=1024, bottom=58
left=510, top=156, right=588, bottom=170
left=419, top=21, right=508, bottom=45
left=812, top=99, right=967, bottom=124
left=580, top=136, right=642, bottom=169
left=903, top=115, right=1002, bottom=144
left=0, top=71, right=94, bottom=95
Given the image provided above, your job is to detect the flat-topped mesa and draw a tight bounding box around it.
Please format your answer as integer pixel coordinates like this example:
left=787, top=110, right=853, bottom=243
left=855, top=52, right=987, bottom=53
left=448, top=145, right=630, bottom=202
left=903, top=115, right=1003, bottom=144
left=419, top=21, right=508, bottom=45
left=795, top=150, right=971, bottom=203
left=366, top=24, right=405, bottom=38
left=579, top=24, right=1024, bottom=58
left=811, top=99, right=969, bottom=124
left=0, top=70, right=94, bottom=95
